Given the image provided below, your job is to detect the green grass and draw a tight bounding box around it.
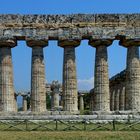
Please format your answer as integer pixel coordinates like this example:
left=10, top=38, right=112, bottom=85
left=0, top=131, right=140, bottom=140
left=0, top=121, right=140, bottom=131
left=0, top=121, right=140, bottom=140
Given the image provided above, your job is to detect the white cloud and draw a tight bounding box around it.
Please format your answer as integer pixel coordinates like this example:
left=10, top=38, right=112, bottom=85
left=77, top=77, right=94, bottom=91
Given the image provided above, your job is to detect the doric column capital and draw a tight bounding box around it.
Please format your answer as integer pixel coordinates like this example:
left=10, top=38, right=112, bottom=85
left=21, top=94, right=27, bottom=98
left=79, top=93, right=84, bottom=97
left=26, top=37, right=48, bottom=47
left=58, top=40, right=80, bottom=48
left=0, top=37, right=17, bottom=47
left=51, top=81, right=61, bottom=91
left=119, top=39, right=140, bottom=47
left=89, top=39, right=113, bottom=48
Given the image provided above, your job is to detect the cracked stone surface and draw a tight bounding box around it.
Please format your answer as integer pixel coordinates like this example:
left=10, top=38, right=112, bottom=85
left=0, top=14, right=140, bottom=114
left=30, top=46, right=46, bottom=112
left=59, top=40, right=80, bottom=113
left=125, top=46, right=140, bottom=111
left=89, top=40, right=112, bottom=112
left=0, top=47, right=16, bottom=112
left=0, top=14, right=140, bottom=40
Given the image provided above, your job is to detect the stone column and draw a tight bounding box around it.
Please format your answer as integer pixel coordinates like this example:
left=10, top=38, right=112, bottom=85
left=89, top=39, right=112, bottom=112
left=22, top=95, right=27, bottom=111
left=114, top=87, right=120, bottom=111
left=119, top=85, right=125, bottom=111
left=120, top=39, right=140, bottom=112
left=89, top=90, right=94, bottom=111
left=0, top=38, right=17, bottom=112
left=91, top=90, right=95, bottom=111
left=26, top=38, right=48, bottom=112
left=110, top=87, right=115, bottom=111
left=79, top=94, right=84, bottom=111
left=58, top=40, right=80, bottom=113
left=14, top=93, right=18, bottom=112
left=59, top=93, right=63, bottom=107
left=109, top=81, right=114, bottom=111
left=51, top=81, right=60, bottom=110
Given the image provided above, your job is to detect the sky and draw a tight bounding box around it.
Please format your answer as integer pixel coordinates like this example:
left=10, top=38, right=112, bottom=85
left=0, top=0, right=140, bottom=93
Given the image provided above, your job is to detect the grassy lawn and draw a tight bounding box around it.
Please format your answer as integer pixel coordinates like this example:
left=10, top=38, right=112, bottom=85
left=0, top=131, right=140, bottom=140
left=1, top=121, right=140, bottom=140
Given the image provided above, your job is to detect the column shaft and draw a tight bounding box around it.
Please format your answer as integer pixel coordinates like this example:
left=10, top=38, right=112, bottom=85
left=114, top=88, right=120, bottom=111
left=51, top=93, right=59, bottom=110
left=60, top=94, right=63, bottom=107
left=79, top=95, right=84, bottom=111
left=94, top=46, right=110, bottom=111
left=90, top=92, right=94, bottom=111
left=0, top=47, right=16, bottom=112
left=51, top=95, right=54, bottom=109
left=125, top=46, right=140, bottom=111
left=22, top=96, right=27, bottom=111
left=53, top=93, right=59, bottom=109
left=31, top=47, right=46, bottom=112
left=110, top=89, right=115, bottom=111
left=14, top=94, right=18, bottom=112
left=119, top=86, right=125, bottom=111
left=63, top=47, right=78, bottom=112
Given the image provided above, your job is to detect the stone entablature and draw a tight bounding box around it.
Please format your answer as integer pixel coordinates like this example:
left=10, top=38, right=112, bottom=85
left=110, top=70, right=126, bottom=82
left=0, top=14, right=140, bottom=40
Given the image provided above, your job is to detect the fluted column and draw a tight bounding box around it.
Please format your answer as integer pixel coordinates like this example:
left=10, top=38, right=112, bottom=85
left=79, top=94, right=84, bottom=111
left=26, top=38, right=48, bottom=112
left=58, top=40, right=80, bottom=113
left=110, top=87, right=115, bottom=111
left=22, top=95, right=27, bottom=111
left=0, top=38, right=17, bottom=112
left=119, top=85, right=125, bottom=111
left=51, top=81, right=60, bottom=110
left=120, top=39, right=140, bottom=112
left=89, top=90, right=94, bottom=111
left=89, top=39, right=112, bottom=112
left=114, top=87, right=120, bottom=111
left=51, top=92, right=60, bottom=110
left=59, top=93, right=63, bottom=108
left=14, top=93, right=18, bottom=112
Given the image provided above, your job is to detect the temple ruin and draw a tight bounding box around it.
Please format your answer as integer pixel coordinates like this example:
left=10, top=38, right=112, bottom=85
left=0, top=14, right=140, bottom=115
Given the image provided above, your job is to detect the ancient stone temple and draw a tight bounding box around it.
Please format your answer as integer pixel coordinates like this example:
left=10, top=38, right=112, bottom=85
left=0, top=14, right=140, bottom=114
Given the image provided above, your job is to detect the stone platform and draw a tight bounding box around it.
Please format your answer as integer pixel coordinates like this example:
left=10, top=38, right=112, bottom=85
left=0, top=111, right=140, bottom=122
